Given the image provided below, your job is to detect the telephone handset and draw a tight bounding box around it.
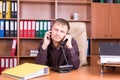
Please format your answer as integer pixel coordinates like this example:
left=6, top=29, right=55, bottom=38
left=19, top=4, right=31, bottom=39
left=60, top=39, right=68, bottom=45
left=60, top=33, right=69, bottom=45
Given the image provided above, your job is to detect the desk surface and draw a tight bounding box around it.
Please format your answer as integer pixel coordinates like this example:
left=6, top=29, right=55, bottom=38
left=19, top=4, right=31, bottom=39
left=0, top=69, right=83, bottom=80
left=1, top=66, right=120, bottom=80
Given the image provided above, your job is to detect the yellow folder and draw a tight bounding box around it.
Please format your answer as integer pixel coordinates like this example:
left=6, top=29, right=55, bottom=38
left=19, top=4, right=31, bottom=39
left=2, top=63, right=49, bottom=80
left=6, top=0, right=11, bottom=18
left=0, top=1, right=2, bottom=18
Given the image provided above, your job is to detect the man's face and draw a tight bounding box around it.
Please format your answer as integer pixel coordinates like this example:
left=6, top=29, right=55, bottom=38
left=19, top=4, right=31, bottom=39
left=51, top=23, right=68, bottom=43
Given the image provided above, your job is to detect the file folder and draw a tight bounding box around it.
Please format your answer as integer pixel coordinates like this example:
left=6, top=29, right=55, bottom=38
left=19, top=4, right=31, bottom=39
left=0, top=1, right=2, bottom=18
left=0, top=20, right=5, bottom=37
left=10, top=20, right=15, bottom=37
left=23, top=20, right=28, bottom=37
left=5, top=20, right=10, bottom=37
left=27, top=20, right=32, bottom=37
left=14, top=20, right=17, bottom=37
left=31, top=20, right=35, bottom=37
left=39, top=21, right=44, bottom=38
left=11, top=1, right=15, bottom=18
left=14, top=1, right=17, bottom=18
left=19, top=20, right=24, bottom=37
left=2, top=0, right=6, bottom=18
left=2, top=63, right=49, bottom=80
left=6, top=0, right=11, bottom=18
left=10, top=38, right=17, bottom=56
left=35, top=20, right=40, bottom=37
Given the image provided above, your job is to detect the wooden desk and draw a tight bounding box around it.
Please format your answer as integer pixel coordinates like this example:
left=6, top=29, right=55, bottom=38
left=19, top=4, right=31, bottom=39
left=0, top=69, right=82, bottom=80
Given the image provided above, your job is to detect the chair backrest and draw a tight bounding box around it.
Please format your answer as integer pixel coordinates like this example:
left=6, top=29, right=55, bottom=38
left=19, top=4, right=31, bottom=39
left=69, top=22, right=88, bottom=66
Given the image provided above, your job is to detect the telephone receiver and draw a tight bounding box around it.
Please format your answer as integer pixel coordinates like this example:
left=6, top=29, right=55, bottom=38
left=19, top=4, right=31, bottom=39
left=60, top=39, right=68, bottom=46
left=60, top=33, right=69, bottom=45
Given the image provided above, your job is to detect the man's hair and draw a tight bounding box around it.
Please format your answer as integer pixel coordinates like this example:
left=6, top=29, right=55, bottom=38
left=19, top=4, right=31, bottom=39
left=52, top=18, right=70, bottom=30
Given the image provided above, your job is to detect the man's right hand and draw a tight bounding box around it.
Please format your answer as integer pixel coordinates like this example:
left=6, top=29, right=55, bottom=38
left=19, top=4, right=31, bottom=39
left=42, top=31, right=51, bottom=50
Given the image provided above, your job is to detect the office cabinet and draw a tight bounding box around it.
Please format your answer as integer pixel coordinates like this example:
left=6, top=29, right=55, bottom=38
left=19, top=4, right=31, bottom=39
left=92, top=3, right=120, bottom=39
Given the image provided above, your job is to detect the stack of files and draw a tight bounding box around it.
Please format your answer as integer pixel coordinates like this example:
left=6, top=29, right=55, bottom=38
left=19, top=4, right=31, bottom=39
left=2, top=0, right=11, bottom=18
left=2, top=63, right=49, bottom=80
left=30, top=49, right=39, bottom=56
left=4, top=20, right=17, bottom=37
left=19, top=20, right=36, bottom=38
left=36, top=20, right=51, bottom=38
left=19, top=20, right=51, bottom=38
left=0, top=0, right=17, bottom=18
left=0, top=57, right=17, bottom=74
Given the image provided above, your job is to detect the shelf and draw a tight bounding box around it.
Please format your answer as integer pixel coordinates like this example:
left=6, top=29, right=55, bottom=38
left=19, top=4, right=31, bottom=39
left=19, top=39, right=40, bottom=57
left=19, top=0, right=55, bottom=3
left=57, top=3, right=91, bottom=20
left=0, top=37, right=17, bottom=39
left=19, top=18, right=55, bottom=21
left=19, top=1, right=55, bottom=19
left=19, top=57, right=36, bottom=64
left=68, top=19, right=91, bottom=22
left=0, top=39, right=15, bottom=56
left=19, top=37, right=43, bottom=40
left=0, top=18, right=17, bottom=20
left=19, top=55, right=36, bottom=58
left=0, top=55, right=17, bottom=58
left=57, top=0, right=91, bottom=3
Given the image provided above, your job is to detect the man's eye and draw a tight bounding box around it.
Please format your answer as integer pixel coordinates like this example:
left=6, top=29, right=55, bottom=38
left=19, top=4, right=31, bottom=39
left=61, top=31, right=65, bottom=33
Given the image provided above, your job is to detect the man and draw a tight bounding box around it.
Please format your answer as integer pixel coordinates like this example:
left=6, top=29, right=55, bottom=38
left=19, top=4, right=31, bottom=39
left=36, top=18, right=80, bottom=70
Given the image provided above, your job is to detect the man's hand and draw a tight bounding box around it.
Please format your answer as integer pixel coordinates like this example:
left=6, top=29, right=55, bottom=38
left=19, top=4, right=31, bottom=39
left=63, top=34, right=72, bottom=49
left=42, top=31, right=51, bottom=50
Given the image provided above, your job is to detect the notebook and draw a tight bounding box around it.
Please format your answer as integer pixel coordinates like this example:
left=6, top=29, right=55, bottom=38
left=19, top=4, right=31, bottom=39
left=99, top=42, right=120, bottom=64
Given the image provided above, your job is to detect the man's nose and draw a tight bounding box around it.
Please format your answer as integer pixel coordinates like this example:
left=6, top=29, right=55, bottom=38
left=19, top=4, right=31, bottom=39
left=56, top=31, right=61, bottom=35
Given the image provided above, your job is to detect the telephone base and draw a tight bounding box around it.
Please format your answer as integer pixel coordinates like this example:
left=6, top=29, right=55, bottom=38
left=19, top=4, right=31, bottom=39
left=51, top=65, right=73, bottom=73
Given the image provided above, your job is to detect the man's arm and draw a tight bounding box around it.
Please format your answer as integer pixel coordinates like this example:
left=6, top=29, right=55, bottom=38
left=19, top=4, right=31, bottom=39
left=36, top=31, right=51, bottom=65
left=36, top=41, right=48, bottom=65
left=67, top=38, right=80, bottom=69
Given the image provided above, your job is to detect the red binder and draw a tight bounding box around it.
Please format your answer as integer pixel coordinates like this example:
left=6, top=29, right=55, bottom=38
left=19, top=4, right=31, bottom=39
left=27, top=20, right=32, bottom=37
left=23, top=20, right=28, bottom=37
left=19, top=20, right=24, bottom=37
left=10, top=38, right=17, bottom=56
left=0, top=58, right=6, bottom=74
left=31, top=20, right=36, bottom=37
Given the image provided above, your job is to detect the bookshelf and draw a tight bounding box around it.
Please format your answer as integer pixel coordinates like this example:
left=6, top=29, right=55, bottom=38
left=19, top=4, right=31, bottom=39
left=0, top=0, right=18, bottom=73
left=1, top=0, right=120, bottom=73
left=17, top=0, right=92, bottom=65
left=0, top=0, right=92, bottom=69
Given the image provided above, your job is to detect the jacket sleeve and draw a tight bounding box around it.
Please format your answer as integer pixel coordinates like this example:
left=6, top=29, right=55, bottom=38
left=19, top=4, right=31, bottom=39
left=67, top=38, right=80, bottom=69
left=36, top=41, right=48, bottom=65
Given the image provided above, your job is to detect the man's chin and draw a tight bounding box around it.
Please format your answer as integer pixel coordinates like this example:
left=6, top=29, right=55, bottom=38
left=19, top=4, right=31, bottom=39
left=53, top=39, right=61, bottom=43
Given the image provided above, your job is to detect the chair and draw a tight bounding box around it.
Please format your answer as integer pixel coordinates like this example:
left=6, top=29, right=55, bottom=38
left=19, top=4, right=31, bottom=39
left=69, top=22, right=88, bottom=67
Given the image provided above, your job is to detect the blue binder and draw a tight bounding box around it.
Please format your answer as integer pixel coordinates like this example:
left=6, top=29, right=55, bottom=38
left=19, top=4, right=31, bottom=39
left=0, top=20, right=5, bottom=37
